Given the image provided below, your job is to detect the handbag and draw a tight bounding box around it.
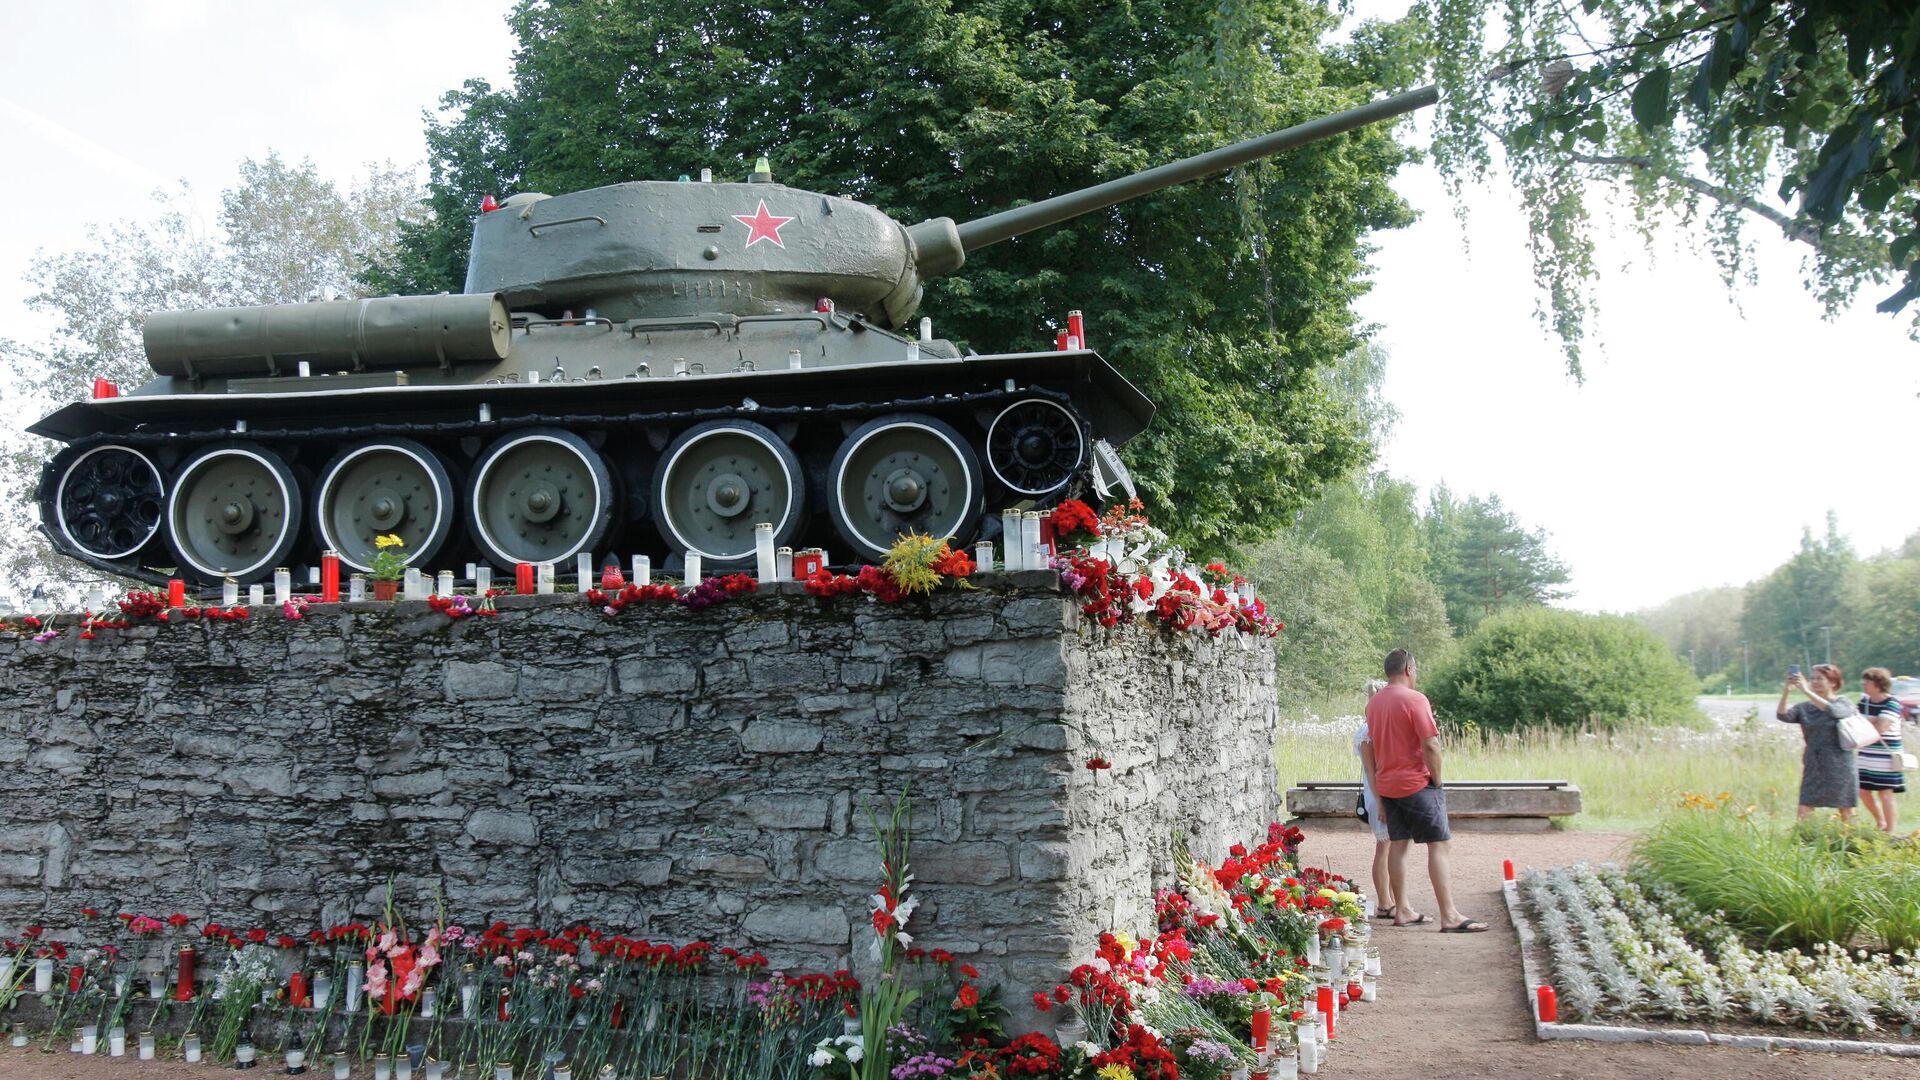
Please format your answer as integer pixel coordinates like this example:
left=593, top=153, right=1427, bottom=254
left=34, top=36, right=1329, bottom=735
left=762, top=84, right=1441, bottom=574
left=1354, top=790, right=1369, bottom=823
left=1836, top=711, right=1882, bottom=752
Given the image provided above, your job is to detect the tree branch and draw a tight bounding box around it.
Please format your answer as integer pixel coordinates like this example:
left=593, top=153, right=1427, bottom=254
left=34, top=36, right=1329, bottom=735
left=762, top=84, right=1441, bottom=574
left=1565, top=151, right=1829, bottom=251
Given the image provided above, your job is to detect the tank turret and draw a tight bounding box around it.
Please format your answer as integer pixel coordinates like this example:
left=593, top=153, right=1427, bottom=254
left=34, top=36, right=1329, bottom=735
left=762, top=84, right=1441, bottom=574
left=31, top=86, right=1436, bottom=586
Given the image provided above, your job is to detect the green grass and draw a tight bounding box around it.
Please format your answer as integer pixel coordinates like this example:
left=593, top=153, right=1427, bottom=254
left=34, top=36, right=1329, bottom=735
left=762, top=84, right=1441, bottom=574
left=1277, top=720, right=1802, bottom=833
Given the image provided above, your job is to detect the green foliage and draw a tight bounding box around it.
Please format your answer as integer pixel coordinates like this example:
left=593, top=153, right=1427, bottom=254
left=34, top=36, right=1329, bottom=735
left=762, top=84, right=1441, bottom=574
left=1634, top=805, right=1920, bottom=953
left=1634, top=585, right=1745, bottom=686
left=1414, top=0, right=1920, bottom=373
left=371, top=0, right=1421, bottom=550
left=1840, top=546, right=1920, bottom=678
left=1242, top=532, right=1379, bottom=704
left=1426, top=606, right=1699, bottom=730
left=1422, top=486, right=1570, bottom=631
left=1738, top=512, right=1856, bottom=677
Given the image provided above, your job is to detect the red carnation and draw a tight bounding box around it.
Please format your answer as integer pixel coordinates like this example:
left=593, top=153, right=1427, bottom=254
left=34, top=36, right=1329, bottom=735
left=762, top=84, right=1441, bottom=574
left=1085, top=757, right=1112, bottom=771
left=954, top=983, right=980, bottom=1009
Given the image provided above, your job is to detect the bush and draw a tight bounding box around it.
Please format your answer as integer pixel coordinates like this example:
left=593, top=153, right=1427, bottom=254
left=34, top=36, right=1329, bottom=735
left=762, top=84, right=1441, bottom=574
left=1425, top=607, right=1699, bottom=731
left=1633, top=803, right=1920, bottom=953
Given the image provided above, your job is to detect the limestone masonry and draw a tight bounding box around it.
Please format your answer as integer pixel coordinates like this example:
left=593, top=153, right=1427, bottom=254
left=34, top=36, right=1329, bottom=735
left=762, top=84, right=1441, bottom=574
left=0, top=574, right=1276, bottom=1025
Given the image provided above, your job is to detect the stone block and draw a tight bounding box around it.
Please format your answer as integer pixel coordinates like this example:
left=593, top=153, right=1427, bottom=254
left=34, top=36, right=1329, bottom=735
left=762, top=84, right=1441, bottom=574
left=615, top=658, right=698, bottom=695
left=740, top=719, right=822, bottom=754
left=444, top=660, right=517, bottom=700
left=741, top=902, right=850, bottom=946
left=464, top=809, right=539, bottom=846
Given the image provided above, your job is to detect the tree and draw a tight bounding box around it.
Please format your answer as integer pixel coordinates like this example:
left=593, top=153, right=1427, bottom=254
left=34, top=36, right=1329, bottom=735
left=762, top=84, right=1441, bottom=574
left=1843, top=554, right=1920, bottom=677
left=1241, top=532, right=1381, bottom=704
left=1738, top=512, right=1857, bottom=676
left=367, top=0, right=1423, bottom=551
left=1423, top=487, right=1571, bottom=630
left=1634, top=584, right=1746, bottom=684
left=0, top=155, right=422, bottom=594
left=1415, top=0, right=1920, bottom=373
left=1426, top=606, right=1701, bottom=731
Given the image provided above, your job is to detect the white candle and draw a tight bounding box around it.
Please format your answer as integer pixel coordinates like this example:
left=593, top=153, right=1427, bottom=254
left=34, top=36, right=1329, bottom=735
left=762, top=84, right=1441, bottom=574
left=1000, top=509, right=1023, bottom=570
left=1366, top=946, right=1382, bottom=977
left=236, top=1043, right=256, bottom=1064
left=312, top=972, right=332, bottom=1009
left=775, top=547, right=793, bottom=580
left=374, top=1055, right=393, bottom=1080
left=108, top=1027, right=124, bottom=1057
left=574, top=551, right=593, bottom=586
left=684, top=552, right=702, bottom=584
left=536, top=563, right=555, bottom=594
left=1305, top=934, right=1321, bottom=966
left=1362, top=973, right=1377, bottom=1002
left=404, top=567, right=426, bottom=600
left=1271, top=1047, right=1299, bottom=1079
left=147, top=971, right=163, bottom=998
left=754, top=523, right=776, bottom=580
left=1021, top=511, right=1042, bottom=562
left=631, top=555, right=649, bottom=586
left=273, top=567, right=292, bottom=604
left=464, top=562, right=477, bottom=581
left=436, top=570, right=454, bottom=598
left=421, top=986, right=437, bottom=1019
left=222, top=577, right=240, bottom=608
left=1297, top=1024, right=1319, bottom=1073
left=33, top=958, right=51, bottom=993
left=475, top=566, right=493, bottom=594
left=286, top=1048, right=306, bottom=1071
left=248, top=583, right=266, bottom=606
left=184, top=1034, right=202, bottom=1062
left=974, top=540, right=994, bottom=572
left=345, top=963, right=364, bottom=1013
left=349, top=574, right=366, bottom=602
left=139, top=1032, right=156, bottom=1060
left=308, top=566, right=321, bottom=586
left=425, top=1061, right=446, bottom=1080
left=494, top=1064, right=514, bottom=1080
left=334, top=1054, right=351, bottom=1079
left=9, top=1024, right=25, bottom=1047
left=81, top=1025, right=98, bottom=1054
left=396, top=1054, right=413, bottom=1079
left=1031, top=543, right=1048, bottom=570
left=461, top=983, right=477, bottom=1020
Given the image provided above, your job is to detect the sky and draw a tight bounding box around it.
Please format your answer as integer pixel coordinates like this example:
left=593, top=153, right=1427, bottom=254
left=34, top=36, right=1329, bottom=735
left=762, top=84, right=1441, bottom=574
left=0, top=2, right=1912, bottom=613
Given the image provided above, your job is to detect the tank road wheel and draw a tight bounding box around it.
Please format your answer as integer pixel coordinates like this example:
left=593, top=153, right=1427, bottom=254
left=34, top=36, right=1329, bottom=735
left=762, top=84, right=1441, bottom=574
left=50, top=444, right=166, bottom=562
left=165, top=442, right=302, bottom=585
left=314, top=439, right=457, bottom=573
left=467, top=428, right=614, bottom=567
left=653, top=420, right=805, bottom=566
left=828, top=413, right=983, bottom=561
left=985, top=398, right=1086, bottom=496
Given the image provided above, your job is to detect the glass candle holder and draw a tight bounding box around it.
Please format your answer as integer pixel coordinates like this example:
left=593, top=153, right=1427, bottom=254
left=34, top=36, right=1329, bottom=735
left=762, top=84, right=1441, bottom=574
left=348, top=574, right=366, bottom=602
left=395, top=1054, right=414, bottom=1080
left=494, top=1063, right=514, bottom=1080
left=775, top=546, right=793, bottom=580
left=404, top=567, right=426, bottom=600
left=1020, top=511, right=1043, bottom=561
left=139, top=1031, right=156, bottom=1060
left=974, top=540, right=994, bottom=572
left=312, top=971, right=332, bottom=1010
left=1365, top=945, right=1382, bottom=977
left=475, top=566, right=493, bottom=594
left=332, top=1053, right=352, bottom=1080
left=683, top=552, right=701, bottom=584
left=1270, top=1043, right=1299, bottom=1079
left=222, top=576, right=240, bottom=608
left=183, top=1032, right=202, bottom=1062
left=436, top=570, right=455, bottom=598
left=574, top=551, right=593, bottom=587
left=552, top=1063, right=571, bottom=1080
left=80, top=1024, right=98, bottom=1055
left=631, top=555, right=649, bottom=586
left=273, top=567, right=292, bottom=605
left=425, top=1060, right=447, bottom=1080
left=70, top=1034, right=83, bottom=1054
left=1362, top=973, right=1378, bottom=1002
left=108, top=1025, right=125, bottom=1056
left=374, top=1053, right=394, bottom=1080
left=536, top=562, right=555, bottom=594
left=34, top=957, right=53, bottom=993
left=287, top=1047, right=307, bottom=1073
left=420, top=986, right=437, bottom=1019
left=248, top=583, right=266, bottom=607
left=1296, top=1024, right=1319, bottom=1074
left=147, top=971, right=164, bottom=999
left=236, top=1040, right=257, bottom=1068
left=345, top=962, right=364, bottom=1013
left=10, top=1022, right=27, bottom=1047
left=1000, top=509, right=1023, bottom=570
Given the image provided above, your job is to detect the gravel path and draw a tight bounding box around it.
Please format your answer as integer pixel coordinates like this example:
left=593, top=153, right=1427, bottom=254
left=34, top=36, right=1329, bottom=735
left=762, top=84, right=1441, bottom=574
left=1301, top=827, right=1919, bottom=1078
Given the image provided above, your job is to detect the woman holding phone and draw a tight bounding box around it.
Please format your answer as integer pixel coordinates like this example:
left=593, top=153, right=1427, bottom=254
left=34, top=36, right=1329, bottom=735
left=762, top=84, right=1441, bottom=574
left=1777, top=663, right=1859, bottom=821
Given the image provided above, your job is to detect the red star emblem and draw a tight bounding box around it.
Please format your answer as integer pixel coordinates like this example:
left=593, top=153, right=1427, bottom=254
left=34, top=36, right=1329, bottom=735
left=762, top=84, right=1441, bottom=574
left=733, top=200, right=794, bottom=248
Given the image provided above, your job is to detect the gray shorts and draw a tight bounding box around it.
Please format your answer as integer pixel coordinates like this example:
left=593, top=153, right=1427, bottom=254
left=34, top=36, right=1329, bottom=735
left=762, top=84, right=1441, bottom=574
left=1381, top=785, right=1451, bottom=844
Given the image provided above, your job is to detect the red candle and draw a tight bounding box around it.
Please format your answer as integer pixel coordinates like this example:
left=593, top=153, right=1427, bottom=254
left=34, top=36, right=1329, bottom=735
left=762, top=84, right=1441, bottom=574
left=498, top=990, right=511, bottom=1022
left=167, top=578, right=186, bottom=607
left=1317, top=986, right=1336, bottom=1036
left=515, top=562, right=536, bottom=595
left=175, top=945, right=195, bottom=1000
left=1348, top=981, right=1363, bottom=1003
left=601, top=562, right=624, bottom=590
left=290, top=971, right=309, bottom=1008
left=91, top=377, right=118, bottom=400
left=320, top=552, right=341, bottom=602
left=1067, top=309, right=1086, bottom=349
left=1536, top=984, right=1558, bottom=1023
left=1038, top=513, right=1057, bottom=553
left=1503, top=858, right=1515, bottom=881
left=1054, top=330, right=1069, bottom=351
left=795, top=551, right=824, bottom=577
left=1250, top=1006, right=1271, bottom=1049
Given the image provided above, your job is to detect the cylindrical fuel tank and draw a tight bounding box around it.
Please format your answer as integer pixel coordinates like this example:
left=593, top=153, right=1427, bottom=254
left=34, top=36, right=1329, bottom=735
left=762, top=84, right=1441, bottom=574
left=143, top=293, right=511, bottom=378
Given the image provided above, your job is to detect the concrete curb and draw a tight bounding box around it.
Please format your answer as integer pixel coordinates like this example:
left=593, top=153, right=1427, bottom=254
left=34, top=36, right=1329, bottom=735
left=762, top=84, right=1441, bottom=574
left=1502, top=876, right=1920, bottom=1058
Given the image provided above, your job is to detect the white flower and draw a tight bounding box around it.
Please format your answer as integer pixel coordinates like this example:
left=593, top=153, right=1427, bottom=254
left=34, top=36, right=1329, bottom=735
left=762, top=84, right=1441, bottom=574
left=807, top=1046, right=833, bottom=1068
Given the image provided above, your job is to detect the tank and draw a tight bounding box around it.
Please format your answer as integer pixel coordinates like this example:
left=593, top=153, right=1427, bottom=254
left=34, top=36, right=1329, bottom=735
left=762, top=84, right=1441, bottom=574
left=32, top=86, right=1437, bottom=586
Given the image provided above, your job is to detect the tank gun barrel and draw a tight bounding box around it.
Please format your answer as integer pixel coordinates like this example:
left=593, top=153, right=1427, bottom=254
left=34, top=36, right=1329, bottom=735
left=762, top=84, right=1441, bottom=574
left=930, top=85, right=1438, bottom=260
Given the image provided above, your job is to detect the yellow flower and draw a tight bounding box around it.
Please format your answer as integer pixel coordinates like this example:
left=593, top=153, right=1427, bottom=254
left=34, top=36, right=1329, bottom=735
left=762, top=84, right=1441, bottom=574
left=1097, top=1067, right=1138, bottom=1080
left=374, top=534, right=405, bottom=549
left=1111, top=930, right=1138, bottom=959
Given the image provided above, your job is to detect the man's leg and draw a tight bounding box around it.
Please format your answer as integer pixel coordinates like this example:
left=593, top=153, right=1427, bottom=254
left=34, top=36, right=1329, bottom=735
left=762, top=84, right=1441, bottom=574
left=1387, top=839, right=1418, bottom=924
left=1426, top=840, right=1467, bottom=927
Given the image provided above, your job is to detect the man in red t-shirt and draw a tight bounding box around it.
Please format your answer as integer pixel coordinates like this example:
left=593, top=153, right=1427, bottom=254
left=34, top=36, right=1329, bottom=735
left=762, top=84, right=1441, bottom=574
left=1363, top=649, right=1486, bottom=933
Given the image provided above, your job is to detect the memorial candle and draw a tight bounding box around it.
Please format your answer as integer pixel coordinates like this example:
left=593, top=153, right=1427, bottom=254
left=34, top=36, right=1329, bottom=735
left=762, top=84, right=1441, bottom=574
left=436, top=570, right=454, bottom=598
left=249, top=583, right=266, bottom=607
left=320, top=551, right=341, bottom=602
left=168, top=578, right=186, bottom=607
left=775, top=546, right=793, bottom=581
left=574, top=552, right=593, bottom=588
left=273, top=568, right=292, bottom=605
left=174, top=946, right=194, bottom=999
left=631, top=555, right=650, bottom=587
left=536, top=562, right=555, bottom=594
left=222, top=576, right=240, bottom=608
left=1251, top=1007, right=1272, bottom=1049
left=183, top=1032, right=202, bottom=1063
left=755, top=523, right=776, bottom=580
left=683, top=552, right=701, bottom=584
left=515, top=563, right=535, bottom=595
left=475, top=567, right=492, bottom=594
left=1536, top=985, right=1558, bottom=1023
left=974, top=540, right=994, bottom=573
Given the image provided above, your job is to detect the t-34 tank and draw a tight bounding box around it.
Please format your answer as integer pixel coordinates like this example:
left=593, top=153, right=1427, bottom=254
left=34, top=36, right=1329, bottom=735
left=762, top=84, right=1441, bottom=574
left=32, top=87, right=1435, bottom=586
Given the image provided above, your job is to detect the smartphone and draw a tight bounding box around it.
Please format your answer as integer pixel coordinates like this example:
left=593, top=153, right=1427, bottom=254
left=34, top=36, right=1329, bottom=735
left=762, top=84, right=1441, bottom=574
left=1788, top=664, right=1801, bottom=677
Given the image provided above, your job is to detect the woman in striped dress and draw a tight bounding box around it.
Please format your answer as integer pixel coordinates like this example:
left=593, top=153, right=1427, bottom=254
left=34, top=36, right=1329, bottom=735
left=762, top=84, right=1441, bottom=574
left=1857, top=667, right=1906, bottom=833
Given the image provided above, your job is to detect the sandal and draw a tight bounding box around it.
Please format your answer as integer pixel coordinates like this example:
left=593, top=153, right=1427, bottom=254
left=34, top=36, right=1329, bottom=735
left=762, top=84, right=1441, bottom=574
left=1440, top=919, right=1489, bottom=933
left=1393, top=912, right=1430, bottom=927
left=1372, top=905, right=1396, bottom=920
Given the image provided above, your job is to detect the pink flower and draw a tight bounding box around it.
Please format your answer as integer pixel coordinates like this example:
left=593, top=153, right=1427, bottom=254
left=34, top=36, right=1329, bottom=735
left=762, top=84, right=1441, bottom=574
left=364, top=959, right=389, bottom=998
left=401, top=966, right=424, bottom=997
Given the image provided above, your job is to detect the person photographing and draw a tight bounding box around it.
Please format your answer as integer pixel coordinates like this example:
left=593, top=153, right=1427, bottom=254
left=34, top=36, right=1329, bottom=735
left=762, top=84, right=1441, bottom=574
left=1776, top=663, right=1859, bottom=822
left=1364, top=649, right=1485, bottom=933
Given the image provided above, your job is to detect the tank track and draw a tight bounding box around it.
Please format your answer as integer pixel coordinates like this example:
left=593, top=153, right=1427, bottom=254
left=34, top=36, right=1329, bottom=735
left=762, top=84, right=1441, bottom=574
left=40, top=386, right=1093, bottom=589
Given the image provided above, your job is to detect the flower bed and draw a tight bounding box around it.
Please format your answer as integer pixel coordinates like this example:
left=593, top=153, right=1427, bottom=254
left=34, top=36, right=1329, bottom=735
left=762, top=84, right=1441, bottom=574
left=0, top=818, right=1379, bottom=1078
left=1520, top=862, right=1920, bottom=1037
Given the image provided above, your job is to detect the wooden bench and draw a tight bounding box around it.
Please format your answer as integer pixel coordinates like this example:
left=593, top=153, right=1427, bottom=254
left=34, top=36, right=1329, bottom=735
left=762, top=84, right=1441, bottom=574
left=1285, top=779, right=1582, bottom=832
